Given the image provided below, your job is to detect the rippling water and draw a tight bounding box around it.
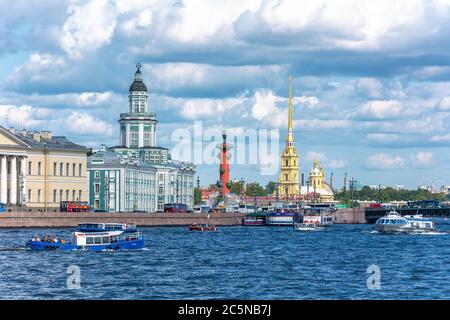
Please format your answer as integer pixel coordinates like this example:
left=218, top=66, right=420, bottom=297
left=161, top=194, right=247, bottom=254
left=0, top=225, right=449, bottom=299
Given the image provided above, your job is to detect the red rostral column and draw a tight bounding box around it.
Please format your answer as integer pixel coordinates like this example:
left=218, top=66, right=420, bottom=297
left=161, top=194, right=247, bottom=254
left=217, top=133, right=232, bottom=196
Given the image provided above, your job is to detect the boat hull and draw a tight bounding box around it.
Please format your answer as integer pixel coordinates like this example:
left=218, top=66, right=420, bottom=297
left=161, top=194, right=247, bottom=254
left=26, top=238, right=145, bottom=251
left=374, top=224, right=435, bottom=234
left=242, top=218, right=265, bottom=226
left=188, top=226, right=217, bottom=231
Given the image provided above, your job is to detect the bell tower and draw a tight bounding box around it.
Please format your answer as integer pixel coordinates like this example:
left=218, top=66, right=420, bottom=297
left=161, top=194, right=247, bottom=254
left=119, top=63, right=157, bottom=148
left=278, top=76, right=299, bottom=198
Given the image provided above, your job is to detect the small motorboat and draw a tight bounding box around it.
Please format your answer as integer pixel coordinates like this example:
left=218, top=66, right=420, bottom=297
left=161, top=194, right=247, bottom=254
left=188, top=223, right=217, bottom=231
left=293, top=222, right=324, bottom=231
left=374, top=211, right=435, bottom=234
left=26, top=223, right=145, bottom=251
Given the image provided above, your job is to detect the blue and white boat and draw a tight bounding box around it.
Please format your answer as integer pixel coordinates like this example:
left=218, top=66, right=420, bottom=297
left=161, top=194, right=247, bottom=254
left=26, top=222, right=144, bottom=251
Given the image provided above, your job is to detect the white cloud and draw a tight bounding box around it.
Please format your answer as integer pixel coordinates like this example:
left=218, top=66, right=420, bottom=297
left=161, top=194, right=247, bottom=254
left=430, top=133, right=450, bottom=142
left=251, top=90, right=283, bottom=121
left=60, top=0, right=117, bottom=59
left=179, top=97, right=244, bottom=120
left=366, top=151, right=436, bottom=170
left=356, top=78, right=383, bottom=98
left=0, top=104, right=51, bottom=128
left=366, top=153, right=406, bottom=170
left=65, top=112, right=113, bottom=136
left=410, top=151, right=435, bottom=168
left=305, top=151, right=347, bottom=169
left=438, top=96, right=450, bottom=110
left=5, top=53, right=66, bottom=87
left=350, top=100, right=405, bottom=120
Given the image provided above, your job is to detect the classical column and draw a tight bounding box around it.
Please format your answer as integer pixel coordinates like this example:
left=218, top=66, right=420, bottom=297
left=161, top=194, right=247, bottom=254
left=20, top=157, right=26, bottom=205
left=9, top=156, right=17, bottom=205
left=0, top=156, right=7, bottom=204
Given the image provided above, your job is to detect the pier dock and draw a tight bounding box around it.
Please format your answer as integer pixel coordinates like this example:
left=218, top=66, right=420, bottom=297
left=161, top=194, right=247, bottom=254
left=0, top=212, right=245, bottom=228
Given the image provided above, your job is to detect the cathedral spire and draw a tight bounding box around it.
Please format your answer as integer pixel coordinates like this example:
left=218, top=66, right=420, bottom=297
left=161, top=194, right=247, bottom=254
left=286, top=76, right=294, bottom=143
left=288, top=75, right=293, bottom=130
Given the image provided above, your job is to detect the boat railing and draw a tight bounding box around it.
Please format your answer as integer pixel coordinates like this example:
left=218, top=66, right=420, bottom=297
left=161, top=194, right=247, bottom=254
left=111, top=232, right=143, bottom=243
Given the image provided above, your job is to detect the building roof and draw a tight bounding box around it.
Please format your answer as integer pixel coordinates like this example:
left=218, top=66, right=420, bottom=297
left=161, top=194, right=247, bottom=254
left=129, top=63, right=147, bottom=92
left=1, top=126, right=88, bottom=152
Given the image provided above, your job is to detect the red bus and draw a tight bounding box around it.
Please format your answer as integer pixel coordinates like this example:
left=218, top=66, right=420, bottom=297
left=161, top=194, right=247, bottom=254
left=60, top=201, right=90, bottom=212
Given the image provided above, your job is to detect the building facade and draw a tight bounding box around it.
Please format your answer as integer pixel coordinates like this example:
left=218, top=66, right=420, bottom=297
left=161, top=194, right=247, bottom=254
left=88, top=64, right=195, bottom=212
left=278, top=76, right=300, bottom=198
left=0, top=126, right=89, bottom=210
left=300, top=160, right=334, bottom=201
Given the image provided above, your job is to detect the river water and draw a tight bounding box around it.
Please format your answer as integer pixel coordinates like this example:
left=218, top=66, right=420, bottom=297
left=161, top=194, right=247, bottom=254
left=0, top=225, right=449, bottom=299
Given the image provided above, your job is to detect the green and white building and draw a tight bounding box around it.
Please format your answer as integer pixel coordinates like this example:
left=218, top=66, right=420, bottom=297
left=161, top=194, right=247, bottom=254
left=88, top=64, right=195, bottom=212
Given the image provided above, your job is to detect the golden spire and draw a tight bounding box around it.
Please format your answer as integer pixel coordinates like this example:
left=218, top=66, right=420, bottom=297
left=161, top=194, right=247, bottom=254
left=288, top=75, right=293, bottom=130
left=286, top=75, right=294, bottom=143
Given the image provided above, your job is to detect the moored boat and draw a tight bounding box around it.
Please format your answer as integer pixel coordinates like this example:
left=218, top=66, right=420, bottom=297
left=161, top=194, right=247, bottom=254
left=374, top=211, right=436, bottom=234
left=265, top=210, right=302, bottom=226
left=242, top=213, right=266, bottom=226
left=188, top=223, right=217, bottom=231
left=26, top=222, right=145, bottom=251
left=293, top=222, right=324, bottom=231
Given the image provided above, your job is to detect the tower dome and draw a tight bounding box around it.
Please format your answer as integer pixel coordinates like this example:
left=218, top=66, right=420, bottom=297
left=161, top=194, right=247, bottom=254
left=129, top=63, right=147, bottom=92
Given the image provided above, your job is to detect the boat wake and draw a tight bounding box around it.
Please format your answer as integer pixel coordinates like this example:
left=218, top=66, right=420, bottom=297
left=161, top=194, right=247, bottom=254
left=410, top=231, right=448, bottom=235
left=0, top=247, right=28, bottom=252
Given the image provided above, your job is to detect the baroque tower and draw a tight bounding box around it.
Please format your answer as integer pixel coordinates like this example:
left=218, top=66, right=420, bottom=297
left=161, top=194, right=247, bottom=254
left=278, top=76, right=299, bottom=198
left=119, top=63, right=157, bottom=148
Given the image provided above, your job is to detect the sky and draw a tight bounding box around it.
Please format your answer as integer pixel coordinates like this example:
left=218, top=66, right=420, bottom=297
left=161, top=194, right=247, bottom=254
left=0, top=0, right=449, bottom=189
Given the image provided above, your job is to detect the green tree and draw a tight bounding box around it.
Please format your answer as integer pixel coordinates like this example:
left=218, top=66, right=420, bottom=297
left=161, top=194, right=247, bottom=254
left=229, top=181, right=244, bottom=196
left=193, top=187, right=202, bottom=205
left=265, top=181, right=277, bottom=195
left=245, top=182, right=267, bottom=197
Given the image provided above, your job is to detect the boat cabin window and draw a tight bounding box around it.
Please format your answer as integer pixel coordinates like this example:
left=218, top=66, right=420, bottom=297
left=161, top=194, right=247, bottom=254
left=86, top=237, right=94, bottom=244
left=94, top=237, right=102, bottom=244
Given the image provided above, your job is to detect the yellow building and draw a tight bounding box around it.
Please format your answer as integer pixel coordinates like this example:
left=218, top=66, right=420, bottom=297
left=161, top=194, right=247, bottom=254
left=0, top=126, right=88, bottom=211
left=300, top=160, right=334, bottom=201
left=278, top=76, right=300, bottom=198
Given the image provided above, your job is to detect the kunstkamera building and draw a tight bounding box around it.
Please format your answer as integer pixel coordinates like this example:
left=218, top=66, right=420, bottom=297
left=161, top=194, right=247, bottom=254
left=88, top=64, right=195, bottom=212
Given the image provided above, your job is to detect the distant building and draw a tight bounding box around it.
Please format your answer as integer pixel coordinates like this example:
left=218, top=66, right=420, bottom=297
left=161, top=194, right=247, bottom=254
left=87, top=64, right=195, bottom=212
left=300, top=160, right=334, bottom=202
left=0, top=127, right=89, bottom=210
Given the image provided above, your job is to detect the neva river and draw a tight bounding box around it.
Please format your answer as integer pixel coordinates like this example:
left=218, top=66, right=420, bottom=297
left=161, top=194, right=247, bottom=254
left=0, top=225, right=449, bottom=299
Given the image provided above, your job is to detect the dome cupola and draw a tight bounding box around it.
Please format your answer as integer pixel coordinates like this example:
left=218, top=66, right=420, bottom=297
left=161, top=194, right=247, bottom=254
left=129, top=63, right=147, bottom=92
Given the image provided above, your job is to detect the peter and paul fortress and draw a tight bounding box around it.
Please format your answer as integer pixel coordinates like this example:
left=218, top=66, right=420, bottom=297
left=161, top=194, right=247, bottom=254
left=277, top=76, right=334, bottom=202
left=278, top=76, right=299, bottom=198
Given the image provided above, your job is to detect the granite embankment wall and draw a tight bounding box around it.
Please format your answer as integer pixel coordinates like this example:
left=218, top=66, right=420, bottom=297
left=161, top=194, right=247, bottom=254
left=0, top=212, right=245, bottom=228
left=333, top=208, right=366, bottom=224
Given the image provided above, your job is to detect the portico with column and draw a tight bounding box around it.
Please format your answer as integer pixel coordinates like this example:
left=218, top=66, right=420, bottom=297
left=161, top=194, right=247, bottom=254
left=0, top=154, right=27, bottom=205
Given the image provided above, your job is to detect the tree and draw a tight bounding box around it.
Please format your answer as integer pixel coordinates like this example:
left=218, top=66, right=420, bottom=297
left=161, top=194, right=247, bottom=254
left=228, top=181, right=244, bottom=196
left=265, top=181, right=277, bottom=195
left=193, top=187, right=202, bottom=205
left=245, top=182, right=267, bottom=197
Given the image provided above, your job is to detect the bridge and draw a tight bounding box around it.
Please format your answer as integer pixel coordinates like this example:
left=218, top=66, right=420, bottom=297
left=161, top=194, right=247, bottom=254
left=365, top=207, right=450, bottom=224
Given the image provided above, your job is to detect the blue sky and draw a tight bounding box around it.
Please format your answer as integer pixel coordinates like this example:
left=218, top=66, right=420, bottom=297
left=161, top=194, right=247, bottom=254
left=0, top=0, right=449, bottom=189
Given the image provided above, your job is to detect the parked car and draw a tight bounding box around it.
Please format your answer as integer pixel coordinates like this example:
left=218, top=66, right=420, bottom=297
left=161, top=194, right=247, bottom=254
left=164, top=203, right=189, bottom=213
